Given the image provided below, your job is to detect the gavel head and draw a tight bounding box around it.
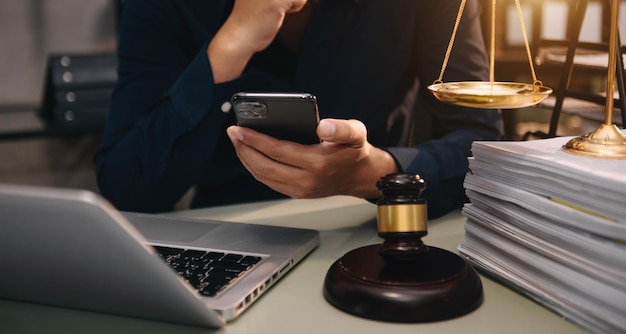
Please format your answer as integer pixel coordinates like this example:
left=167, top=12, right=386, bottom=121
left=376, top=173, right=429, bottom=262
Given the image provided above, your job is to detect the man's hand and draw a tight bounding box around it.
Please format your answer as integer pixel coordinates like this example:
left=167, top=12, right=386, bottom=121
left=208, top=0, right=309, bottom=83
left=226, top=118, right=398, bottom=199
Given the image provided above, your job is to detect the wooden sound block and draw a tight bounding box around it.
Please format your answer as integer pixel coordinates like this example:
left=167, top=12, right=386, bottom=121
left=323, top=244, right=483, bottom=323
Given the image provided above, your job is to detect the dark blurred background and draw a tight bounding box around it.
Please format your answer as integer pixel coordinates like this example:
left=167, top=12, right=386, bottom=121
left=0, top=0, right=621, bottom=194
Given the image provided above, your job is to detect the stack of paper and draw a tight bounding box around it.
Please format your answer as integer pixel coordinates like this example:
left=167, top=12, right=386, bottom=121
left=458, top=133, right=626, bottom=333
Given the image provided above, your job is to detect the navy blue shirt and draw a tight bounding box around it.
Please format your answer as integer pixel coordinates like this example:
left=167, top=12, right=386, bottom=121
left=95, top=0, right=503, bottom=218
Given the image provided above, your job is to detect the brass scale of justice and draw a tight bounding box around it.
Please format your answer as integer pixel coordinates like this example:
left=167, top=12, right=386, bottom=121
left=322, top=0, right=626, bottom=325
left=428, top=0, right=626, bottom=159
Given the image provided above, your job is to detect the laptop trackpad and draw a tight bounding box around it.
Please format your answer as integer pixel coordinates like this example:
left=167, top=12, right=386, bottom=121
left=125, top=214, right=220, bottom=244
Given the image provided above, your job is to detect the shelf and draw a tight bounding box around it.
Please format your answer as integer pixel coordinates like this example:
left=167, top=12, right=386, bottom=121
left=0, top=108, right=103, bottom=141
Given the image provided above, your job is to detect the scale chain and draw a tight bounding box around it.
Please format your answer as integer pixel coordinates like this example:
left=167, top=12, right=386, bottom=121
left=435, top=0, right=543, bottom=92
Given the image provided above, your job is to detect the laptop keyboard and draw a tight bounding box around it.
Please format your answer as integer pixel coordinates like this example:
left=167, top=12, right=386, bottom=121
left=153, top=245, right=262, bottom=297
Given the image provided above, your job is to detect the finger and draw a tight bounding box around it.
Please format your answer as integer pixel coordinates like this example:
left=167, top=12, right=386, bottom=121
left=227, top=127, right=315, bottom=196
left=227, top=125, right=316, bottom=167
left=286, top=0, right=309, bottom=12
left=317, top=118, right=367, bottom=148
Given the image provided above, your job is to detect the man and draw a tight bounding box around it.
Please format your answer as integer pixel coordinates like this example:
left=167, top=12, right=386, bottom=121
left=95, top=0, right=502, bottom=218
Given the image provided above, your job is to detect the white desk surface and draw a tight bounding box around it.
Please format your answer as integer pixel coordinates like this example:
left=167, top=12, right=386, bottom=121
left=0, top=196, right=584, bottom=334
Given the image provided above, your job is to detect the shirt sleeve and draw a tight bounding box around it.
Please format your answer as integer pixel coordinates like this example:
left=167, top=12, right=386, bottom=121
left=94, top=1, right=240, bottom=212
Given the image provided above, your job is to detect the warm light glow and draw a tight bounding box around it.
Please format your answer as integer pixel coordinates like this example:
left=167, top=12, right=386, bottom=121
left=562, top=0, right=626, bottom=159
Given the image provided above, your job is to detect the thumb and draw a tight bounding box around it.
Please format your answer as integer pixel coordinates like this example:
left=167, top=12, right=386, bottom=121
left=317, top=118, right=367, bottom=147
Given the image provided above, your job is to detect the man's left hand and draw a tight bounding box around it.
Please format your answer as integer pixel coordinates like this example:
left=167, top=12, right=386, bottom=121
left=226, top=118, right=398, bottom=200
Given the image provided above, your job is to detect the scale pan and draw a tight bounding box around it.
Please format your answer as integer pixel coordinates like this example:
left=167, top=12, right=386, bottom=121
left=427, top=81, right=552, bottom=109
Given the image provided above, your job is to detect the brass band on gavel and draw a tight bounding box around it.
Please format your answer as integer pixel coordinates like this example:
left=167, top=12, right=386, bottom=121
left=377, top=203, right=428, bottom=233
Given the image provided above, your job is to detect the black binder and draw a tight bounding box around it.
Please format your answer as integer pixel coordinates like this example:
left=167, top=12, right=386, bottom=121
left=39, top=53, right=117, bottom=132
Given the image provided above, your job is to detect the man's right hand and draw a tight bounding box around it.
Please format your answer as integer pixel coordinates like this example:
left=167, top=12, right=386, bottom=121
left=207, top=0, right=308, bottom=83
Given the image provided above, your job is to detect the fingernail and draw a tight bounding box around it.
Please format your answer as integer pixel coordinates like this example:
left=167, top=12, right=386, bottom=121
left=318, top=120, right=336, bottom=139
left=227, top=126, right=244, bottom=141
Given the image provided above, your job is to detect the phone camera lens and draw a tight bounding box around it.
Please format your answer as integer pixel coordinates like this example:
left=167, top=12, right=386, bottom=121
left=236, top=101, right=268, bottom=119
left=251, top=103, right=268, bottom=117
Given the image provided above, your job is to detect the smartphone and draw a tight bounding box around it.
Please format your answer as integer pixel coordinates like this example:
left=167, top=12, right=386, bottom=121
left=231, top=92, right=320, bottom=145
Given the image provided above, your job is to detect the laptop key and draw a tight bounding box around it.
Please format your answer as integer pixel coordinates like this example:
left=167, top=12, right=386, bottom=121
left=181, top=249, right=207, bottom=261
left=153, top=245, right=181, bottom=254
left=221, top=254, right=244, bottom=263
left=240, top=256, right=262, bottom=266
left=199, top=282, right=226, bottom=297
left=204, top=252, right=225, bottom=260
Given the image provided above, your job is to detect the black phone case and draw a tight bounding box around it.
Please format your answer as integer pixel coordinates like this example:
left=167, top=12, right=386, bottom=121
left=231, top=93, right=320, bottom=145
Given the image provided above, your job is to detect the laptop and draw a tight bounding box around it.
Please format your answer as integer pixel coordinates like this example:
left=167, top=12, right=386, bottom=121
left=0, top=183, right=319, bottom=328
